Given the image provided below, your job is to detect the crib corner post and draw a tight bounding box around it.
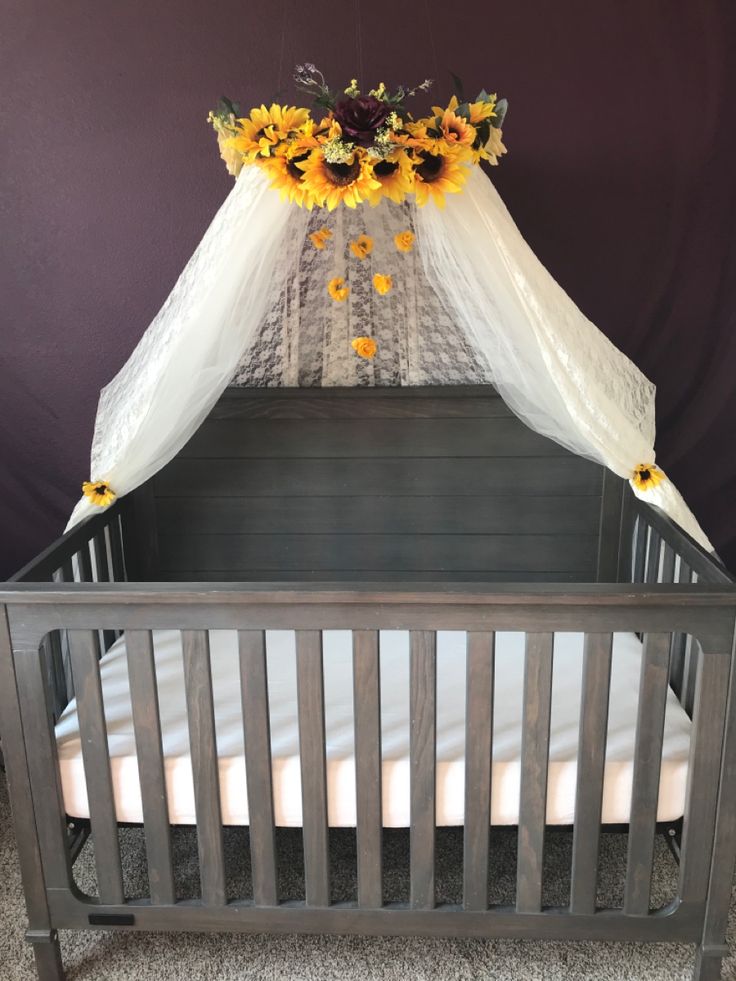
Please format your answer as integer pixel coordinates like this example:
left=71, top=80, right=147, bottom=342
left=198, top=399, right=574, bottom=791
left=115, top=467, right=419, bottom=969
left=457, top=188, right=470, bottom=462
left=692, top=944, right=726, bottom=981
left=26, top=929, right=65, bottom=981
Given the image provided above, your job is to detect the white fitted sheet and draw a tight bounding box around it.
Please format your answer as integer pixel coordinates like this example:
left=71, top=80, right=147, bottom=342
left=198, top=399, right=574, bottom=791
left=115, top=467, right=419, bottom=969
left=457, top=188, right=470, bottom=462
left=56, top=629, right=692, bottom=827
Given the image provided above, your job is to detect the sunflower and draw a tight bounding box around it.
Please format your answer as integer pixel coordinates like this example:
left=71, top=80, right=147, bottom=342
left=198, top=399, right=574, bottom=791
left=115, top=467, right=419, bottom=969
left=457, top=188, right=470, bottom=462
left=412, top=145, right=470, bottom=208
left=328, top=277, right=350, bottom=301
left=394, top=230, right=414, bottom=253
left=229, top=104, right=310, bottom=161
left=631, top=463, right=666, bottom=492
left=350, top=234, right=374, bottom=259
left=298, top=149, right=381, bottom=210
left=372, top=273, right=392, bottom=295
left=351, top=336, right=377, bottom=359
left=82, top=480, right=116, bottom=507
left=437, top=107, right=477, bottom=148
left=309, top=227, right=333, bottom=249
left=436, top=94, right=496, bottom=126
left=365, top=149, right=415, bottom=206
left=258, top=153, right=317, bottom=209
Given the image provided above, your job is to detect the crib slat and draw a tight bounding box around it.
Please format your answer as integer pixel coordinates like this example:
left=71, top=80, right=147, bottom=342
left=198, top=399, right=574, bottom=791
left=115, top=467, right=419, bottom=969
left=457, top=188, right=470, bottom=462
left=463, top=631, right=495, bottom=911
left=68, top=630, right=124, bottom=905
left=92, top=533, right=116, bottom=650
left=570, top=633, right=613, bottom=914
left=181, top=630, right=226, bottom=907
left=644, top=529, right=662, bottom=584
left=410, top=630, right=437, bottom=910
left=516, top=632, right=554, bottom=914
left=669, top=561, right=692, bottom=698
left=624, top=632, right=671, bottom=915
left=353, top=630, right=382, bottom=909
left=107, top=514, right=127, bottom=582
left=126, top=630, right=175, bottom=906
left=659, top=542, right=676, bottom=585
left=238, top=630, right=278, bottom=907
left=77, top=543, right=93, bottom=583
left=296, top=630, right=330, bottom=907
left=632, top=517, right=647, bottom=583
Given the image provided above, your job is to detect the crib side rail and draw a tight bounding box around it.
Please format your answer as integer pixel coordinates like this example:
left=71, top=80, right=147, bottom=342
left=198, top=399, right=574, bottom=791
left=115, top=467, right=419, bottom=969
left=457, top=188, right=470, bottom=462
left=1, top=582, right=735, bottom=949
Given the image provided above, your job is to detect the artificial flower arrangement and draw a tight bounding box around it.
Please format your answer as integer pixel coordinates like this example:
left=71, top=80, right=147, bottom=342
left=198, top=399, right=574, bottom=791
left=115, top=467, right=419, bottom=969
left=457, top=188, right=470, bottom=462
left=207, top=64, right=508, bottom=210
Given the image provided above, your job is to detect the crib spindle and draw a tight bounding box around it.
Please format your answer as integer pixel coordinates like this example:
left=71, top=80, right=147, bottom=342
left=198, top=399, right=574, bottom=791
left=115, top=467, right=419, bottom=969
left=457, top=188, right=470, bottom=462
left=77, top=543, right=93, bottom=583
left=624, top=632, right=670, bottom=915
left=516, top=632, right=554, bottom=914
left=352, top=630, right=383, bottom=909
left=570, top=632, right=613, bottom=915
left=410, top=630, right=437, bottom=911
left=126, top=630, right=175, bottom=906
left=68, top=629, right=124, bottom=905
left=181, top=630, right=226, bottom=906
left=632, top=516, right=647, bottom=583
left=644, top=529, right=662, bottom=584
left=238, top=630, right=278, bottom=907
left=92, top=532, right=116, bottom=651
left=463, top=631, right=495, bottom=911
left=107, top=513, right=127, bottom=583
left=295, top=630, right=330, bottom=907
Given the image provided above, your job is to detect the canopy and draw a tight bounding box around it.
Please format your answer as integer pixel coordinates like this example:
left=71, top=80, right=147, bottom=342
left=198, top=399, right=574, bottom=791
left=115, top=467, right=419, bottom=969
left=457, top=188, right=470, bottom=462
left=67, top=164, right=711, bottom=552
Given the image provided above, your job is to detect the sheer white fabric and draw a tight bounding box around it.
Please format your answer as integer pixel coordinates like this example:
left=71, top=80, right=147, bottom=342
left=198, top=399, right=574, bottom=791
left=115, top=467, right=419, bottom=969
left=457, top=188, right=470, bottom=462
left=68, top=165, right=710, bottom=551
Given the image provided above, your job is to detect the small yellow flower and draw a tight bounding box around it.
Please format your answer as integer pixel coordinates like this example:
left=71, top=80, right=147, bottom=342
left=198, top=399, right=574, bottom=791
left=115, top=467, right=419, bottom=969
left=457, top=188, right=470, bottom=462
left=631, top=463, right=666, bottom=492
left=350, top=234, right=374, bottom=260
left=394, top=230, right=414, bottom=253
left=309, top=228, right=333, bottom=250
left=372, top=273, right=393, bottom=295
left=82, top=480, right=116, bottom=507
left=328, top=276, right=350, bottom=302
left=351, top=336, right=377, bottom=359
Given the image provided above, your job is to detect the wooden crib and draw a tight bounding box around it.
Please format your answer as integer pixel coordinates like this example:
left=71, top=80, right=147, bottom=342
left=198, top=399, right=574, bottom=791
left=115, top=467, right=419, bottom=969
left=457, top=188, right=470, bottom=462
left=2, top=385, right=735, bottom=981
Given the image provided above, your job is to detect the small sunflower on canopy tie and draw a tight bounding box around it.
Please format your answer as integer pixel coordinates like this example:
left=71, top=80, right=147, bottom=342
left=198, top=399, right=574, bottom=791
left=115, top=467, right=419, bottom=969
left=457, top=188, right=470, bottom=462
left=631, top=463, right=666, bottom=492
left=82, top=480, right=116, bottom=507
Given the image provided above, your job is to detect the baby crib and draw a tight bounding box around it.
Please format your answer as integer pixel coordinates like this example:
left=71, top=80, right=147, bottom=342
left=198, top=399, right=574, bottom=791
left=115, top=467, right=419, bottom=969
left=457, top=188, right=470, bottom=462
left=2, top=385, right=735, bottom=981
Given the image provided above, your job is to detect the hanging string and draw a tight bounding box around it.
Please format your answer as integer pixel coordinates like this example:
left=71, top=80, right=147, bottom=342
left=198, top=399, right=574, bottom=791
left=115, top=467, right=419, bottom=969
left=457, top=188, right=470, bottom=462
left=275, top=0, right=289, bottom=98
left=354, top=0, right=365, bottom=84
left=423, top=0, right=441, bottom=92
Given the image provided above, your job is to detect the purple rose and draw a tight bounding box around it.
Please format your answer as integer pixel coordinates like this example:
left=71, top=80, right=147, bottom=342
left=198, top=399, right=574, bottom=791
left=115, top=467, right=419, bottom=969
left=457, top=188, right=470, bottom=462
left=333, top=96, right=391, bottom=147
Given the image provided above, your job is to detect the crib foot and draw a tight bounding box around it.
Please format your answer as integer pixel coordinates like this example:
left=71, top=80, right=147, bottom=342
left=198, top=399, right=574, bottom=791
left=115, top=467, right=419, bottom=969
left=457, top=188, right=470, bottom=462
left=692, top=944, right=727, bottom=981
left=27, top=929, right=65, bottom=981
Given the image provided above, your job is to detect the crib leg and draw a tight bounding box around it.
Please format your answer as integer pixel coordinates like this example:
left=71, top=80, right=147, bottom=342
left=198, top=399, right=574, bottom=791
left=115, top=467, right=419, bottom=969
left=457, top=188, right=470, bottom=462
left=27, top=929, right=65, bottom=981
left=692, top=945, right=726, bottom=981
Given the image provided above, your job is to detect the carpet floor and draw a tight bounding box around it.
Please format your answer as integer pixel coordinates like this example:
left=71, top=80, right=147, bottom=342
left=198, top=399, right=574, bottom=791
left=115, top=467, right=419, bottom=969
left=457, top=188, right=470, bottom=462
left=2, top=773, right=735, bottom=980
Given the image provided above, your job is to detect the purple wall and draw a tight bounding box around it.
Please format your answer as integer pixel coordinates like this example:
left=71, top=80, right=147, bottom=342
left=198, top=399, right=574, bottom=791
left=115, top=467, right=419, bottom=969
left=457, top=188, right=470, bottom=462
left=2, top=0, right=735, bottom=576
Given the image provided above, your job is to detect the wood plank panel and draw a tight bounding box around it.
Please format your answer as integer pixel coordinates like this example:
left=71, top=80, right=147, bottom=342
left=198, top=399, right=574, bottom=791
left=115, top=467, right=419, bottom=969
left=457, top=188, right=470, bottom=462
left=238, top=630, right=278, bottom=907
left=155, top=456, right=602, bottom=499
left=570, top=633, right=613, bottom=914
left=516, top=633, right=554, bottom=914
left=181, top=630, right=226, bottom=906
left=353, top=630, right=383, bottom=909
left=157, top=533, right=597, bottom=575
left=624, top=632, right=671, bottom=915
left=410, top=631, right=437, bottom=911
left=160, top=568, right=593, bottom=583
left=68, top=630, right=124, bottom=905
left=157, top=495, right=601, bottom=537
left=463, top=632, right=495, bottom=911
left=296, top=630, right=330, bottom=907
left=126, top=630, right=175, bottom=905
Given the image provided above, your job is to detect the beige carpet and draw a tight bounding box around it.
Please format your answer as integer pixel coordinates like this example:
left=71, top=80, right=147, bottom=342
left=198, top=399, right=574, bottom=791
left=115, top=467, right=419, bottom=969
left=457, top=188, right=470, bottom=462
left=1, top=773, right=735, bottom=981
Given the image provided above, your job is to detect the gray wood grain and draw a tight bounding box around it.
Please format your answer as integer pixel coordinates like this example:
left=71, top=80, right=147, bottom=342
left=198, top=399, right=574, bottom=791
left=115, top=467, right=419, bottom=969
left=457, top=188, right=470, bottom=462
left=68, top=629, right=124, bottom=905
left=463, top=631, right=495, bottom=911
left=570, top=633, right=613, bottom=914
left=181, top=630, right=226, bottom=906
left=516, top=632, right=554, bottom=914
left=296, top=630, right=330, bottom=907
left=410, top=631, right=437, bottom=911
left=126, top=630, right=175, bottom=905
left=353, top=630, right=383, bottom=909
left=238, top=630, right=278, bottom=907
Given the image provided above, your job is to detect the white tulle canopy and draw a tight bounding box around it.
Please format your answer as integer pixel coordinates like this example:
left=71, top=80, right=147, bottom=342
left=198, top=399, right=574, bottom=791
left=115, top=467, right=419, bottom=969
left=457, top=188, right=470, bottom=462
left=68, top=165, right=711, bottom=552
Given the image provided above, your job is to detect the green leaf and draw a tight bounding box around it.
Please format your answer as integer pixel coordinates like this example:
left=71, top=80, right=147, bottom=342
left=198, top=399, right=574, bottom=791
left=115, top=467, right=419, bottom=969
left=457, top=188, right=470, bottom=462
left=492, top=97, right=508, bottom=128
left=450, top=71, right=466, bottom=102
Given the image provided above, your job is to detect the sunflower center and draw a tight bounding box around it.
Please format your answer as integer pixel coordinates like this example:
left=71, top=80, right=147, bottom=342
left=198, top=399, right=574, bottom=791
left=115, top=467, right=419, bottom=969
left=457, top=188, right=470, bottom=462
left=416, top=153, right=444, bottom=183
left=287, top=153, right=309, bottom=180
left=95, top=486, right=107, bottom=496
left=373, top=160, right=399, bottom=178
left=324, top=158, right=361, bottom=186
left=639, top=470, right=650, bottom=481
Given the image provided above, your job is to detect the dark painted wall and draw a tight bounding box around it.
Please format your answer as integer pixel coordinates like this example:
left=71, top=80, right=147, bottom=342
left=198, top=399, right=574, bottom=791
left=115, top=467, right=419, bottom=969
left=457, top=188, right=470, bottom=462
left=2, top=0, right=735, bottom=577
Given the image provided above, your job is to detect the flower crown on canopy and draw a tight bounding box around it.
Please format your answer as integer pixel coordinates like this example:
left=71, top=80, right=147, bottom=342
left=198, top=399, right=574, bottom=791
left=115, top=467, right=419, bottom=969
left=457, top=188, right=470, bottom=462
left=207, top=64, right=508, bottom=210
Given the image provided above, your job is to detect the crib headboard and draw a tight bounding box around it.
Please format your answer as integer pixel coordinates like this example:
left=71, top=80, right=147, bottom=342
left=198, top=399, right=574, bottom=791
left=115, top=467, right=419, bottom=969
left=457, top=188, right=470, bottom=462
left=131, top=386, right=627, bottom=583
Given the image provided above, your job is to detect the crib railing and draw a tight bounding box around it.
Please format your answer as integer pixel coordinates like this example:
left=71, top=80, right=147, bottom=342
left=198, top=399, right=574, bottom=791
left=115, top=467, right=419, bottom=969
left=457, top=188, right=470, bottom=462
left=1, top=583, right=734, bottom=951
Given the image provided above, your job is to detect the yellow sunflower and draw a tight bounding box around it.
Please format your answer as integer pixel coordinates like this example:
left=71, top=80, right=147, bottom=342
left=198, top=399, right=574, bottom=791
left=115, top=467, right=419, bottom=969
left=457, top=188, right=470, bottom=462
left=328, top=277, right=350, bottom=302
left=394, top=230, right=414, bottom=253
left=309, top=227, right=333, bottom=249
left=372, top=273, right=392, bottom=295
left=412, top=145, right=470, bottom=208
left=631, top=463, right=666, bottom=492
left=365, top=149, right=415, bottom=206
left=258, top=153, right=317, bottom=209
left=229, top=104, right=310, bottom=161
left=350, top=234, right=374, bottom=259
left=436, top=95, right=496, bottom=126
left=351, top=336, right=378, bottom=359
left=437, top=107, right=477, bottom=148
left=298, top=150, right=381, bottom=210
left=82, top=480, right=116, bottom=507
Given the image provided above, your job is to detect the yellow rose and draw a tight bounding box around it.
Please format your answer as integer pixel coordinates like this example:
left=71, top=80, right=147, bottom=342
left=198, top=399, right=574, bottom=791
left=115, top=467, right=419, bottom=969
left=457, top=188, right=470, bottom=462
left=351, top=336, right=377, bottom=359
left=350, top=233, right=374, bottom=260
left=372, top=273, right=392, bottom=295
left=394, top=230, right=414, bottom=253
left=309, top=228, right=332, bottom=250
left=328, top=276, right=349, bottom=301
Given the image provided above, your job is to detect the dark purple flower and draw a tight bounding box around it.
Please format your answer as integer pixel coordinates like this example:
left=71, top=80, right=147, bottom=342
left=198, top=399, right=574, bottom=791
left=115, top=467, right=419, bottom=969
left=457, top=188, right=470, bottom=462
left=333, top=96, right=391, bottom=147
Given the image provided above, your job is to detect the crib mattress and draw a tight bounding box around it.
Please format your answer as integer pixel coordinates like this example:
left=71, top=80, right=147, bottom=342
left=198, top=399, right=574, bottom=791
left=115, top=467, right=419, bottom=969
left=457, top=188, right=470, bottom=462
left=55, top=629, right=692, bottom=827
